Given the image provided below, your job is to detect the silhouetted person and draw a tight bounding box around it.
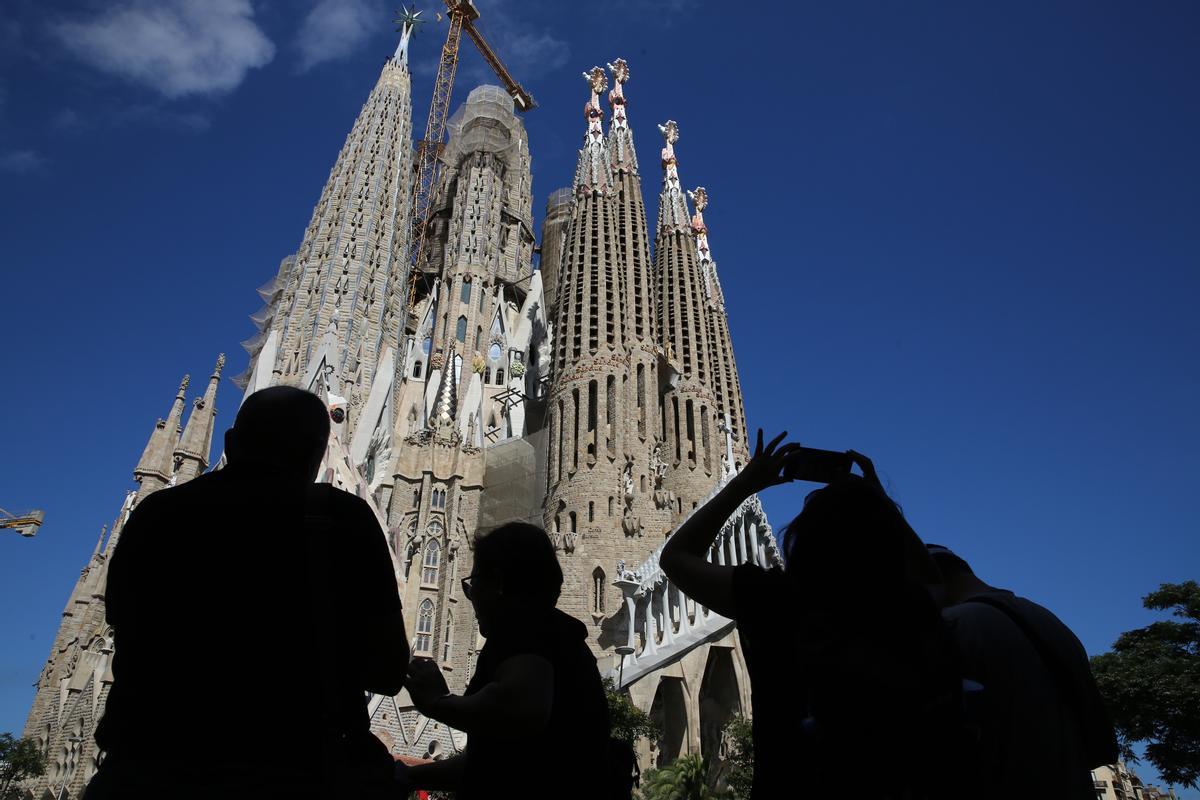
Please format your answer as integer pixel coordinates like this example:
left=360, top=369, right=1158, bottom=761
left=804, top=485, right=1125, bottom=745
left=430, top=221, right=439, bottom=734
left=87, top=386, right=407, bottom=800
left=401, top=522, right=612, bottom=799
left=661, top=431, right=962, bottom=798
left=928, top=544, right=1117, bottom=800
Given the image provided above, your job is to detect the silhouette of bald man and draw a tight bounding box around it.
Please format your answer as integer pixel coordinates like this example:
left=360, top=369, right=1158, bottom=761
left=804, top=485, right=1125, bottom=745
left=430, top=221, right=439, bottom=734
left=89, top=387, right=407, bottom=799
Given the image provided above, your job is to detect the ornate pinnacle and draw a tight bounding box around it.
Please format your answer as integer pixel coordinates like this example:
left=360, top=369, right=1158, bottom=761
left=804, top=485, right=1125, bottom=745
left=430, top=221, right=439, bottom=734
left=607, top=58, right=630, bottom=85
left=213, top=353, right=226, bottom=376
left=393, top=5, right=423, bottom=31
left=392, top=6, right=422, bottom=62
left=584, top=67, right=608, bottom=97
left=659, top=120, right=680, bottom=146
left=689, top=186, right=708, bottom=213
left=178, top=375, right=191, bottom=395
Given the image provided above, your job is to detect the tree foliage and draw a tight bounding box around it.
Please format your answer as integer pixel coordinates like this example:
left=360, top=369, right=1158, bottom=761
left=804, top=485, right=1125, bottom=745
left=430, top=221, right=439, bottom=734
left=721, top=715, right=754, bottom=800
left=638, top=754, right=727, bottom=800
left=605, top=678, right=660, bottom=745
left=1091, top=581, right=1200, bottom=788
left=0, top=732, right=46, bottom=800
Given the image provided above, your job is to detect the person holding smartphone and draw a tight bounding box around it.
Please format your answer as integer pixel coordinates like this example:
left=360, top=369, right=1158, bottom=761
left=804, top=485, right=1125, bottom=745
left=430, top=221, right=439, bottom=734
left=660, top=430, right=960, bottom=798
left=401, top=522, right=613, bottom=799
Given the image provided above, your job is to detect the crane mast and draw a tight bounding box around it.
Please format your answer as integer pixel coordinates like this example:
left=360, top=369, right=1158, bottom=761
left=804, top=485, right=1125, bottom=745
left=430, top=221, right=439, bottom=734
left=406, top=0, right=536, bottom=311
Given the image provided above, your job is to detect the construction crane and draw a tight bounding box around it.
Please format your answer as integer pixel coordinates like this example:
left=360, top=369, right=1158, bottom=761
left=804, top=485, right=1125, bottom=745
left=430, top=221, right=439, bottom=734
left=402, top=0, right=536, bottom=310
left=1, top=507, right=44, bottom=537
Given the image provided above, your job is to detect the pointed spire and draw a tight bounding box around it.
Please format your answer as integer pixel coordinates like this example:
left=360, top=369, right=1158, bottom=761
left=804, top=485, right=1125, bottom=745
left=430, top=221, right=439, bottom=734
left=606, top=58, right=639, bottom=175
left=173, top=354, right=225, bottom=484
left=688, top=186, right=722, bottom=303
left=393, top=6, right=422, bottom=64
left=132, top=374, right=189, bottom=496
left=573, top=67, right=612, bottom=196
left=656, top=120, right=690, bottom=233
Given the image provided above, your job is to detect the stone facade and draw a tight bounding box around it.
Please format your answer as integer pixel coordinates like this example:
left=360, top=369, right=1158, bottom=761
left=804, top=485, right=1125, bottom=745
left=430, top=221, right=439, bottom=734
left=21, top=40, right=773, bottom=795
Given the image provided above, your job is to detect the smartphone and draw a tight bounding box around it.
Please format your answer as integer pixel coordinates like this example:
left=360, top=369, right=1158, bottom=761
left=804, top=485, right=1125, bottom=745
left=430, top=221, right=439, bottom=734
left=786, top=447, right=853, bottom=483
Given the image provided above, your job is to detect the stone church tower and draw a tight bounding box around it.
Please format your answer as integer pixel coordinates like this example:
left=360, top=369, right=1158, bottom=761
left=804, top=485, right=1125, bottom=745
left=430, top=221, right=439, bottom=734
left=22, top=35, right=780, bottom=794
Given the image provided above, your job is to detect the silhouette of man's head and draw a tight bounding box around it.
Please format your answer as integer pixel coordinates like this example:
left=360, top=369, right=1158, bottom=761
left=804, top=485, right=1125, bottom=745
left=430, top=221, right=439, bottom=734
left=468, top=522, right=562, bottom=635
left=782, top=476, right=910, bottom=602
left=224, top=386, right=329, bottom=481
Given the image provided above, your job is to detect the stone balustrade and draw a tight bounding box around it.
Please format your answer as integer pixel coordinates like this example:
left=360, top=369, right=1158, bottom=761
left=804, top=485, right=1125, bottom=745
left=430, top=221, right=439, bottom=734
left=612, top=492, right=780, bottom=687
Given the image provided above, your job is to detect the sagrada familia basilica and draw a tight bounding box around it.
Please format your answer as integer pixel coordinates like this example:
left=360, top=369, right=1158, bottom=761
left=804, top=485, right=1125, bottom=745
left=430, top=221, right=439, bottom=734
left=21, top=24, right=780, bottom=797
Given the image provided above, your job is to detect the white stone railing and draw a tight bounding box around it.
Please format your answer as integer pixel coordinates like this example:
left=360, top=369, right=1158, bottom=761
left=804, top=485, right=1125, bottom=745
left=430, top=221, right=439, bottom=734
left=611, top=492, right=781, bottom=687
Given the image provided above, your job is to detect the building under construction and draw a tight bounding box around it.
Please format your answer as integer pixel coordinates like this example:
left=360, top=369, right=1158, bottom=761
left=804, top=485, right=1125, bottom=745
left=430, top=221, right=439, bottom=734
left=22, top=17, right=778, bottom=796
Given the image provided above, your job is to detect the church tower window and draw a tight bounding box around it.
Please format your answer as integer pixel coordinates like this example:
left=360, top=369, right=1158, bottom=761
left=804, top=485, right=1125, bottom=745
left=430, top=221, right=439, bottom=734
left=442, top=611, right=454, bottom=662
left=460, top=278, right=472, bottom=304
left=592, top=567, right=606, bottom=614
left=415, top=599, right=434, bottom=654
left=422, top=539, right=441, bottom=586
left=455, top=316, right=467, bottom=342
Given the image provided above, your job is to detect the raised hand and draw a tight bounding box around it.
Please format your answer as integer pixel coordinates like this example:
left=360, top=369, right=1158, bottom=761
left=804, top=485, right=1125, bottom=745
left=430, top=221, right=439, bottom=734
left=734, top=429, right=803, bottom=495
left=406, top=657, right=450, bottom=715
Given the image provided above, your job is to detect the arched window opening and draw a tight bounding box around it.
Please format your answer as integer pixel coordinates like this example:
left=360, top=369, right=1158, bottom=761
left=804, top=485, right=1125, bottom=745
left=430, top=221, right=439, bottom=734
left=460, top=278, right=472, bottom=304
left=608, top=496, right=614, bottom=516
left=415, top=599, right=434, bottom=654
left=496, top=368, right=505, bottom=385
left=412, top=360, right=423, bottom=379
left=592, top=567, right=606, bottom=614
left=442, top=611, right=454, bottom=662
left=422, top=539, right=441, bottom=586
left=588, top=501, right=595, bottom=522
left=455, top=316, right=468, bottom=343
left=569, top=511, right=577, bottom=532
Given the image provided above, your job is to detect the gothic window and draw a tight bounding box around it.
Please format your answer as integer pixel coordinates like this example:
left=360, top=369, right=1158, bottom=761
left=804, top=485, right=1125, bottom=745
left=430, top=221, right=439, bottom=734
left=460, top=278, right=472, bottom=304
left=479, top=285, right=487, bottom=313
left=592, top=567, right=606, bottom=614
left=588, top=501, right=595, bottom=522
left=442, top=611, right=454, bottom=662
left=484, top=367, right=492, bottom=384
left=422, top=337, right=432, bottom=355
left=456, top=316, right=467, bottom=343
left=412, top=360, right=423, bottom=379
left=608, top=496, right=614, bottom=516
left=488, top=343, right=502, bottom=361
left=415, top=599, right=434, bottom=654
left=496, top=368, right=504, bottom=385
left=422, top=539, right=441, bottom=586
left=569, top=511, right=577, bottom=533
left=586, top=380, right=598, bottom=458
left=606, top=375, right=616, bottom=453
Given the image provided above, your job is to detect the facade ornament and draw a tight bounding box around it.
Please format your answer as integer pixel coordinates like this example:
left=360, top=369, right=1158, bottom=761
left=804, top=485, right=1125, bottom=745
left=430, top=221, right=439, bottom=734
left=393, top=7, right=424, bottom=64
left=471, top=353, right=486, bottom=374
left=509, top=361, right=525, bottom=378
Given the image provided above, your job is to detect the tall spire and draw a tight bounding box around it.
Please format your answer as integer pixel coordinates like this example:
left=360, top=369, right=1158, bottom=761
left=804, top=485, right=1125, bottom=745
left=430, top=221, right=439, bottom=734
left=653, top=120, right=720, bottom=514
left=656, top=120, right=690, bottom=232
left=605, top=58, right=655, bottom=349
left=174, top=354, right=224, bottom=484
left=268, top=28, right=414, bottom=447
left=689, top=186, right=749, bottom=467
left=606, top=58, right=638, bottom=175
left=574, top=67, right=612, bottom=196
left=132, top=374, right=189, bottom=501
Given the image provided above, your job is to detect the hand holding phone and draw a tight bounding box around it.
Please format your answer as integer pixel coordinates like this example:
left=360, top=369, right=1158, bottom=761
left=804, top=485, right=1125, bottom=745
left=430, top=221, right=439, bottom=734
left=783, top=447, right=853, bottom=484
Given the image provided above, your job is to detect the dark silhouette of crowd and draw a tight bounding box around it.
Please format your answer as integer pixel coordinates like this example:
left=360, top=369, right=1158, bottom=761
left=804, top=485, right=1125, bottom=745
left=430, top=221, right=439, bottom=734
left=84, top=388, right=1116, bottom=800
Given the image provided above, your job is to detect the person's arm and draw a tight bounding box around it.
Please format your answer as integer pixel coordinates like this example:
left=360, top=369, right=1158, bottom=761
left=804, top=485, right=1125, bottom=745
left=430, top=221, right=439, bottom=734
left=406, top=654, right=554, bottom=736
left=847, top=450, right=941, bottom=588
left=660, top=430, right=802, bottom=619
left=405, top=752, right=467, bottom=792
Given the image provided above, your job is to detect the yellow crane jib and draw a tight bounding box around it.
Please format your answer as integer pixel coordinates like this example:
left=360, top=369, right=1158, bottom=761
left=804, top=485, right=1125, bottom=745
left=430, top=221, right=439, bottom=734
left=1, top=507, right=45, bottom=537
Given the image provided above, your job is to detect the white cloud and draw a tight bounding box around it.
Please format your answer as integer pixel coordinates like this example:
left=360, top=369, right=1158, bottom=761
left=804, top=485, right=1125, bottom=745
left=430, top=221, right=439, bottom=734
left=295, top=0, right=384, bottom=72
left=50, top=0, right=275, bottom=99
left=0, top=149, right=47, bottom=173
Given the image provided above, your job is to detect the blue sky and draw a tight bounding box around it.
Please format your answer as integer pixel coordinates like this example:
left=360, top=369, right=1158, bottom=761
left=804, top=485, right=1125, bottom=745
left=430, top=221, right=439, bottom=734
left=1, top=0, right=1197, bottom=791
